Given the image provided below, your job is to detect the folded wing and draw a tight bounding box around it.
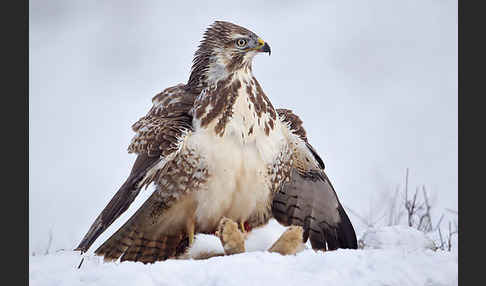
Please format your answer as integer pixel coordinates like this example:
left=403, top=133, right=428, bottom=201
left=75, top=84, right=196, bottom=253
left=272, top=109, right=357, bottom=250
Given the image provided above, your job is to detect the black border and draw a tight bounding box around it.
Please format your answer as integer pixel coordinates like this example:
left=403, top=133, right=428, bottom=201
left=459, top=0, right=480, bottom=285
left=3, top=0, right=28, bottom=285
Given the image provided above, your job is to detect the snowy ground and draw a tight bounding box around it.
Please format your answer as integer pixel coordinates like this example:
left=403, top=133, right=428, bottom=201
left=29, top=221, right=458, bottom=286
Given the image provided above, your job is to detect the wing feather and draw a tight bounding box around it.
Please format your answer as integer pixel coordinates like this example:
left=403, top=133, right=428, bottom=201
left=96, top=128, right=208, bottom=263
left=75, top=84, right=196, bottom=253
left=273, top=109, right=357, bottom=250
left=94, top=185, right=192, bottom=263
left=74, top=154, right=161, bottom=252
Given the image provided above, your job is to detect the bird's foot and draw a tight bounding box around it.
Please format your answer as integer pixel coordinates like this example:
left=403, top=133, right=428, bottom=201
left=215, top=217, right=245, bottom=255
left=268, top=225, right=305, bottom=255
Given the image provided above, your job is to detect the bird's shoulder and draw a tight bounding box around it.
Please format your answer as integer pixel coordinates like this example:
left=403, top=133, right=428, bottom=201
left=277, top=108, right=326, bottom=170
left=277, top=108, right=308, bottom=143
left=128, top=84, right=197, bottom=157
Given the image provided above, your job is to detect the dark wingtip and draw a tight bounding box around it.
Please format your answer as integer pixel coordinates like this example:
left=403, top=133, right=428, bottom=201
left=309, top=204, right=357, bottom=251
left=335, top=204, right=358, bottom=249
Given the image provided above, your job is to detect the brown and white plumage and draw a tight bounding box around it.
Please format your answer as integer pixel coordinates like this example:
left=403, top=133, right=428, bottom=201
left=75, top=21, right=357, bottom=263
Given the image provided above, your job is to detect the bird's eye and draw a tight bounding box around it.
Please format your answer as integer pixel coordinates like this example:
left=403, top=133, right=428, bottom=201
left=236, top=39, right=248, bottom=48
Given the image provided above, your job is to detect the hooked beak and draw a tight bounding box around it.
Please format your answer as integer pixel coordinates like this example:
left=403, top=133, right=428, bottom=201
left=256, top=38, right=271, bottom=55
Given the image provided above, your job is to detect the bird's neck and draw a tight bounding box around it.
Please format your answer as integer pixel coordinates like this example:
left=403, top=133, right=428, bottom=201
left=187, top=54, right=253, bottom=94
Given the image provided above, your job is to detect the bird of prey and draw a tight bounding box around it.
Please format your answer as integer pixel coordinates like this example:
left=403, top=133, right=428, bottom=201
left=75, top=21, right=357, bottom=263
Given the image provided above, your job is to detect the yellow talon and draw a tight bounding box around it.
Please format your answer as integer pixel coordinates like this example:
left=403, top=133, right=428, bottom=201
left=187, top=221, right=195, bottom=246
left=240, top=221, right=246, bottom=233
left=189, top=229, right=194, bottom=245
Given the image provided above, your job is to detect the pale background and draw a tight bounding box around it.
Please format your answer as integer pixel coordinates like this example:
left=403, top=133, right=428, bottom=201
left=29, top=0, right=457, bottom=254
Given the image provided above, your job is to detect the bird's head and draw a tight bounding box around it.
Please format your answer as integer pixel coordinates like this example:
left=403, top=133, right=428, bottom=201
left=187, top=21, right=271, bottom=91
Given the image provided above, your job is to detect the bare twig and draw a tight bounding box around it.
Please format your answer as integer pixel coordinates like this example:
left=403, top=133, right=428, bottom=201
left=345, top=206, right=374, bottom=228
left=437, top=227, right=445, bottom=250
left=405, top=187, right=419, bottom=228
left=77, top=257, right=85, bottom=269
left=405, top=168, right=409, bottom=205
left=447, top=221, right=458, bottom=251
left=446, top=208, right=458, bottom=215
left=434, top=214, right=445, bottom=231
left=417, top=186, right=433, bottom=232
left=44, top=229, right=53, bottom=255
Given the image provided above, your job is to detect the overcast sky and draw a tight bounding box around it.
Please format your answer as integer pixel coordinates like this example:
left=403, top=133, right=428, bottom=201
left=29, top=0, right=457, bottom=254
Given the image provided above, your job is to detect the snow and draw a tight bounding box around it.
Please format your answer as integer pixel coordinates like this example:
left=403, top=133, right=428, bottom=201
left=359, top=225, right=437, bottom=251
left=29, top=223, right=458, bottom=286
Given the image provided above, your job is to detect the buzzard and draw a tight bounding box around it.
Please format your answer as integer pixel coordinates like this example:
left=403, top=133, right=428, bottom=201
left=75, top=21, right=357, bottom=263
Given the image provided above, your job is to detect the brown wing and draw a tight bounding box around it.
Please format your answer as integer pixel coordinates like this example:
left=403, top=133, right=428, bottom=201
left=272, top=109, right=357, bottom=250
left=128, top=84, right=195, bottom=157
left=95, top=125, right=208, bottom=263
left=75, top=84, right=197, bottom=253
left=94, top=184, right=193, bottom=264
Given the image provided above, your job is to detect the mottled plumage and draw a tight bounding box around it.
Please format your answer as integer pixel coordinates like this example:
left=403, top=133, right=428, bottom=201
left=75, top=21, right=357, bottom=263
